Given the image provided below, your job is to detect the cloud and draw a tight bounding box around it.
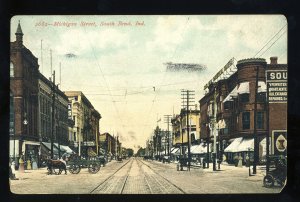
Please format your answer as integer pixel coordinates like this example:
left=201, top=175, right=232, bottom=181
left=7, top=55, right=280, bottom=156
left=52, top=28, right=130, bottom=56
left=128, top=131, right=137, bottom=140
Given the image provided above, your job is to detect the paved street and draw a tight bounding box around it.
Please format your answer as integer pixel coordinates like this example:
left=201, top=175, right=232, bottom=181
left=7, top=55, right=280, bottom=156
left=10, top=157, right=283, bottom=194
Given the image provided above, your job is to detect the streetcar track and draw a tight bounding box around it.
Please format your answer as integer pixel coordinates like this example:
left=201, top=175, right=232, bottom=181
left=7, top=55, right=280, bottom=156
left=134, top=159, right=153, bottom=194
left=119, top=160, right=133, bottom=194
left=89, top=158, right=132, bottom=193
left=136, top=158, right=186, bottom=194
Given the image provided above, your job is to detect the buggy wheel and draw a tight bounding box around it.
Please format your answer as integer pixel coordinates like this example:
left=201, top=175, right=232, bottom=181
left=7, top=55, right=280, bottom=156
left=52, top=167, right=62, bottom=175
left=69, top=164, right=81, bottom=174
left=263, top=174, right=274, bottom=187
left=88, top=163, right=100, bottom=174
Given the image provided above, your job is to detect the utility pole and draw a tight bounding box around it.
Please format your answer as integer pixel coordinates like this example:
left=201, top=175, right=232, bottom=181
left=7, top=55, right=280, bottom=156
left=181, top=89, right=195, bottom=171
left=266, top=68, right=270, bottom=173
left=50, top=49, right=52, bottom=76
left=253, top=66, right=259, bottom=174
left=40, top=40, right=43, bottom=74
left=164, top=115, right=172, bottom=156
left=56, top=105, right=61, bottom=159
left=212, top=85, right=217, bottom=171
left=51, top=70, right=55, bottom=159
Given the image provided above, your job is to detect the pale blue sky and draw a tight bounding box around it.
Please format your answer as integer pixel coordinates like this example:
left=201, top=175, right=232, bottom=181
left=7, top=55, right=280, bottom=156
left=11, top=15, right=287, bottom=151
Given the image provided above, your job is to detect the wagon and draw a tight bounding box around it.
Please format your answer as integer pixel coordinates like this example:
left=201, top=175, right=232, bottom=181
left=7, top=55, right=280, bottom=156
left=177, top=156, right=189, bottom=171
left=67, top=155, right=102, bottom=174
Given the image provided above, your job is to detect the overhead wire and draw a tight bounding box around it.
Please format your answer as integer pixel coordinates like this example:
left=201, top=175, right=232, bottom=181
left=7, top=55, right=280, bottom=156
left=253, top=24, right=287, bottom=58
left=257, top=29, right=287, bottom=58
left=141, top=16, right=191, bottom=138
left=82, top=26, right=126, bottom=135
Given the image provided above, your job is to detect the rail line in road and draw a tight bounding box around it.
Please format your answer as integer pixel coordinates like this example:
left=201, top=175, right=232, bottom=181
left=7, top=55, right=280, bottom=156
left=136, top=158, right=186, bottom=194
left=89, top=158, right=133, bottom=194
left=90, top=157, right=186, bottom=194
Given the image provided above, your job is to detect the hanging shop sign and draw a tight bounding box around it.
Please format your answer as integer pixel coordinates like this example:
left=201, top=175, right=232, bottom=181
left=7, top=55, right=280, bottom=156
left=204, top=58, right=235, bottom=90
left=266, top=70, right=287, bottom=103
left=272, top=130, right=287, bottom=156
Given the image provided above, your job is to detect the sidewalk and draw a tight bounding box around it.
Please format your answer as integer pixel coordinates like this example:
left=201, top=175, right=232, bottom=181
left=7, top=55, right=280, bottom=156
left=168, top=160, right=266, bottom=181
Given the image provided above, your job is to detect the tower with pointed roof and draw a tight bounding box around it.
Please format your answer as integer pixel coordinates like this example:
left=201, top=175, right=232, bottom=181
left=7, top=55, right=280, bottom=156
left=15, top=21, right=23, bottom=46
left=10, top=20, right=40, bottom=166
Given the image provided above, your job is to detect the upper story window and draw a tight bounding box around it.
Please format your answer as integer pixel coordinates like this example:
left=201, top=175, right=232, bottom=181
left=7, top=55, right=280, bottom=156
left=257, top=111, right=264, bottom=129
left=240, top=93, right=249, bottom=103
left=224, top=101, right=232, bottom=110
left=242, top=111, right=250, bottom=130
left=10, top=62, right=14, bottom=77
left=257, top=92, right=266, bottom=103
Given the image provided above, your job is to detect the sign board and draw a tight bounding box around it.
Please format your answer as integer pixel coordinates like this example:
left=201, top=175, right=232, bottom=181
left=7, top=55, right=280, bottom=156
left=272, top=130, right=287, bottom=156
left=68, top=103, right=72, bottom=119
left=204, top=58, right=235, bottom=90
left=83, top=141, right=95, bottom=146
left=266, top=70, right=287, bottom=103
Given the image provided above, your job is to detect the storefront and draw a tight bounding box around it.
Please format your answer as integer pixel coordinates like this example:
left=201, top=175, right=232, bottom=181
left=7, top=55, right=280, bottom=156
left=22, top=141, right=40, bottom=169
left=224, top=137, right=267, bottom=165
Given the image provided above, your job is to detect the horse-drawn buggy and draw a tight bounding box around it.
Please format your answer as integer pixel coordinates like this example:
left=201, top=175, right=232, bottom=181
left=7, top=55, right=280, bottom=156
left=177, top=156, right=189, bottom=171
left=67, top=154, right=102, bottom=174
left=263, top=155, right=287, bottom=187
left=46, top=148, right=106, bottom=175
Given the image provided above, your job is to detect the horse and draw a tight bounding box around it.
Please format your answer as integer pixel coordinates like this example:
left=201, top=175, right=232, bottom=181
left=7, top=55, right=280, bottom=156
left=47, top=159, right=67, bottom=175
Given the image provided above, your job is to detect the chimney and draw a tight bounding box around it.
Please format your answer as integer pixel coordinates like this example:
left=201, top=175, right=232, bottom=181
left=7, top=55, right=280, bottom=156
left=270, top=57, right=278, bottom=65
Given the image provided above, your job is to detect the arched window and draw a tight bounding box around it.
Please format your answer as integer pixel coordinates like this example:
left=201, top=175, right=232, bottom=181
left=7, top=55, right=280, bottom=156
left=10, top=62, right=14, bottom=77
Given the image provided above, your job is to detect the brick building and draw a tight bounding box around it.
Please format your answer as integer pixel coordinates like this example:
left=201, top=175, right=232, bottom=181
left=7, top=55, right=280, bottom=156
left=99, top=132, right=117, bottom=159
left=38, top=72, right=70, bottom=159
left=199, top=57, right=287, bottom=164
left=10, top=22, right=40, bottom=164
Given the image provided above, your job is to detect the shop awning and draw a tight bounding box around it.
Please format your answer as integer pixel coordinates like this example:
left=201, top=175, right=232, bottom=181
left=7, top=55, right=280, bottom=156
left=41, top=142, right=59, bottom=155
left=191, top=143, right=211, bottom=154
left=236, top=138, right=254, bottom=152
left=190, top=145, right=199, bottom=153
left=237, top=82, right=249, bottom=94
left=224, top=137, right=243, bottom=152
left=171, top=148, right=180, bottom=154
left=24, top=140, right=40, bottom=146
left=54, top=143, right=75, bottom=154
left=224, top=137, right=266, bottom=153
left=223, top=82, right=249, bottom=103
left=258, top=81, right=267, bottom=93
left=223, top=86, right=238, bottom=102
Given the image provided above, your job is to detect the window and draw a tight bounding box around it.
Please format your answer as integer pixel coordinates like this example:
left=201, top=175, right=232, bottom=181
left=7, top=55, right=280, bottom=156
left=240, top=93, right=249, bottom=103
left=10, top=62, right=14, bottom=77
left=257, top=92, right=266, bottom=102
left=242, top=112, right=250, bottom=130
left=257, top=112, right=264, bottom=129
left=224, top=101, right=232, bottom=110
left=191, top=133, right=195, bottom=142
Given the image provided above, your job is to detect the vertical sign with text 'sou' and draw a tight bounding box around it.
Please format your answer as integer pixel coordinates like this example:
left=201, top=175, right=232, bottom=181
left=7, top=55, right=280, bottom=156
left=266, top=70, right=288, bottom=103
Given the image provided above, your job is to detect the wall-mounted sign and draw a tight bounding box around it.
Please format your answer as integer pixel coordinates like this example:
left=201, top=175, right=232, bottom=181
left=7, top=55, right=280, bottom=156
left=266, top=70, right=287, bottom=103
left=204, top=58, right=235, bottom=90
left=68, top=103, right=72, bottom=119
left=272, top=130, right=287, bottom=156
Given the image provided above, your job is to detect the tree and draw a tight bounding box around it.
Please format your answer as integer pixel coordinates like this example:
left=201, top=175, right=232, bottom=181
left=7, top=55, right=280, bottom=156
left=126, top=148, right=134, bottom=157
left=136, top=147, right=145, bottom=157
